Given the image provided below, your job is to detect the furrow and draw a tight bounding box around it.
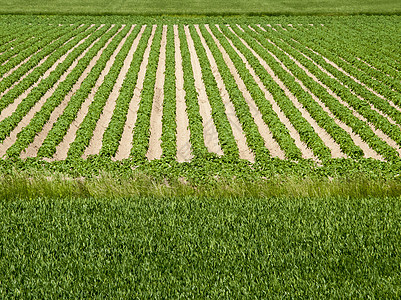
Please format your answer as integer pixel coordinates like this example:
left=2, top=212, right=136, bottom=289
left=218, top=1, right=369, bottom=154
left=265, top=38, right=395, bottom=159
left=227, top=25, right=316, bottom=160
left=184, top=25, right=223, bottom=156
left=195, top=25, right=254, bottom=162
left=0, top=28, right=98, bottom=157
left=114, top=25, right=156, bottom=161
left=146, top=25, right=167, bottom=161
left=21, top=25, right=113, bottom=158
left=83, top=25, right=144, bottom=158
left=211, top=25, right=285, bottom=159
left=52, top=25, right=126, bottom=161
left=174, top=25, right=193, bottom=162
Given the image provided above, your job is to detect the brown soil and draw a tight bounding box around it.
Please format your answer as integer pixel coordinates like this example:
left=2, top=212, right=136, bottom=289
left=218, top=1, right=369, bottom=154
left=20, top=25, right=112, bottom=159
left=0, top=26, right=96, bottom=120
left=52, top=25, right=126, bottom=161
left=195, top=25, right=254, bottom=162
left=174, top=25, right=193, bottom=163
left=114, top=25, right=157, bottom=161
left=260, top=36, right=385, bottom=159
left=146, top=25, right=167, bottom=161
left=83, top=25, right=141, bottom=159
left=211, top=25, right=286, bottom=159
left=184, top=25, right=223, bottom=156
left=0, top=26, right=99, bottom=158
left=226, top=25, right=316, bottom=160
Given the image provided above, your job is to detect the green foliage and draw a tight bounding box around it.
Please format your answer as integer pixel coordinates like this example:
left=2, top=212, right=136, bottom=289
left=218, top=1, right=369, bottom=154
left=0, top=195, right=401, bottom=297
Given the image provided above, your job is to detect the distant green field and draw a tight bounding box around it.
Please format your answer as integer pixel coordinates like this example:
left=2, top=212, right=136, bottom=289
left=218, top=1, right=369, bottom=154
left=0, top=0, right=400, bottom=15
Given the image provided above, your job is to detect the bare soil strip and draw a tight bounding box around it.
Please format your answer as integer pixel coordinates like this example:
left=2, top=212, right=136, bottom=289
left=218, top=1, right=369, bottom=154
left=282, top=40, right=401, bottom=127
left=0, top=27, right=95, bottom=120
left=0, top=27, right=100, bottom=158
left=0, top=24, right=87, bottom=85
left=83, top=25, right=142, bottom=159
left=254, top=25, right=388, bottom=158
left=114, top=25, right=157, bottom=161
left=146, top=25, right=168, bottom=161
left=174, top=25, right=193, bottom=163
left=306, top=45, right=401, bottom=120
left=272, top=42, right=398, bottom=158
left=21, top=26, right=115, bottom=159
left=195, top=25, right=254, bottom=162
left=184, top=25, right=223, bottom=156
left=52, top=25, right=126, bottom=161
left=0, top=35, right=68, bottom=101
left=249, top=25, right=346, bottom=159
left=287, top=36, right=401, bottom=114
left=207, top=25, right=285, bottom=159
left=1, top=48, right=41, bottom=80
left=256, top=36, right=386, bottom=159
left=227, top=25, right=316, bottom=160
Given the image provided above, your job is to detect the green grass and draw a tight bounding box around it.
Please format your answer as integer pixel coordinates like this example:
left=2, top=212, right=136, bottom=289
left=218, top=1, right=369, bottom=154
left=1, top=195, right=400, bottom=297
left=0, top=0, right=400, bottom=15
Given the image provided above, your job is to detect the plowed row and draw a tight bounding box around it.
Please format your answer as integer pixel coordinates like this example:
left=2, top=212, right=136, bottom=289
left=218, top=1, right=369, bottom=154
left=1, top=21, right=401, bottom=162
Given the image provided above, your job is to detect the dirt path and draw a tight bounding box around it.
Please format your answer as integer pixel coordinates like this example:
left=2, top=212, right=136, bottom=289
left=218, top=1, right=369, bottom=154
left=174, top=25, right=193, bottom=163
left=0, top=25, right=96, bottom=121
left=207, top=25, right=285, bottom=159
left=243, top=27, right=346, bottom=158
left=114, top=25, right=157, bottom=161
left=146, top=25, right=167, bottom=161
left=0, top=24, right=87, bottom=89
left=225, top=25, right=316, bottom=160
left=286, top=37, right=401, bottom=125
left=195, top=25, right=254, bottom=162
left=20, top=25, right=114, bottom=159
left=269, top=39, right=398, bottom=158
left=184, top=25, right=223, bottom=156
left=52, top=25, right=126, bottom=161
left=249, top=32, right=384, bottom=159
left=0, top=26, right=100, bottom=158
left=83, top=25, right=142, bottom=159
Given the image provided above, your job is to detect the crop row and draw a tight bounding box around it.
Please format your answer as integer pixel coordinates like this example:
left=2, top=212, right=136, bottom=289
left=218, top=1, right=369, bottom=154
left=0, top=23, right=399, bottom=162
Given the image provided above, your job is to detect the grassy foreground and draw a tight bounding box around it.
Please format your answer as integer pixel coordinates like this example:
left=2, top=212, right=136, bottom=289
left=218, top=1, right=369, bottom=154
left=0, top=0, right=399, bottom=15
left=1, top=195, right=400, bottom=297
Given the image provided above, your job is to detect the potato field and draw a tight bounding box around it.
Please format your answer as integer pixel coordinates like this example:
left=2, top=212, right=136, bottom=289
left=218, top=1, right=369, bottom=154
left=1, top=17, right=401, bottom=163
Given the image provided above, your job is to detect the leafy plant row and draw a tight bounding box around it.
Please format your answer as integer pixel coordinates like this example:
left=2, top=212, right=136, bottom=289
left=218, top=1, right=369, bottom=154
left=189, top=25, right=239, bottom=160
left=0, top=24, right=82, bottom=82
left=178, top=25, right=208, bottom=159
left=67, top=25, right=137, bottom=159
left=37, top=25, right=122, bottom=158
left=290, top=25, right=401, bottom=104
left=214, top=25, right=301, bottom=160
left=199, top=25, right=269, bottom=161
left=255, top=25, right=401, bottom=153
left=320, top=24, right=401, bottom=81
left=0, top=24, right=33, bottom=48
left=0, top=24, right=57, bottom=67
left=0, top=24, right=47, bottom=60
left=0, top=24, right=90, bottom=113
left=247, top=25, right=399, bottom=161
left=5, top=25, right=112, bottom=157
left=237, top=25, right=364, bottom=159
left=0, top=25, right=98, bottom=142
left=100, top=26, right=152, bottom=158
left=130, top=25, right=163, bottom=162
left=282, top=25, right=401, bottom=122
left=228, top=25, right=331, bottom=161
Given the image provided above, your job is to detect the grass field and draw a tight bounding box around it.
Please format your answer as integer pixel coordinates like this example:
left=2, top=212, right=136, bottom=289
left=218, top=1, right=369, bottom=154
left=1, top=195, right=400, bottom=297
left=0, top=0, right=400, bottom=15
left=1, top=1, right=401, bottom=298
